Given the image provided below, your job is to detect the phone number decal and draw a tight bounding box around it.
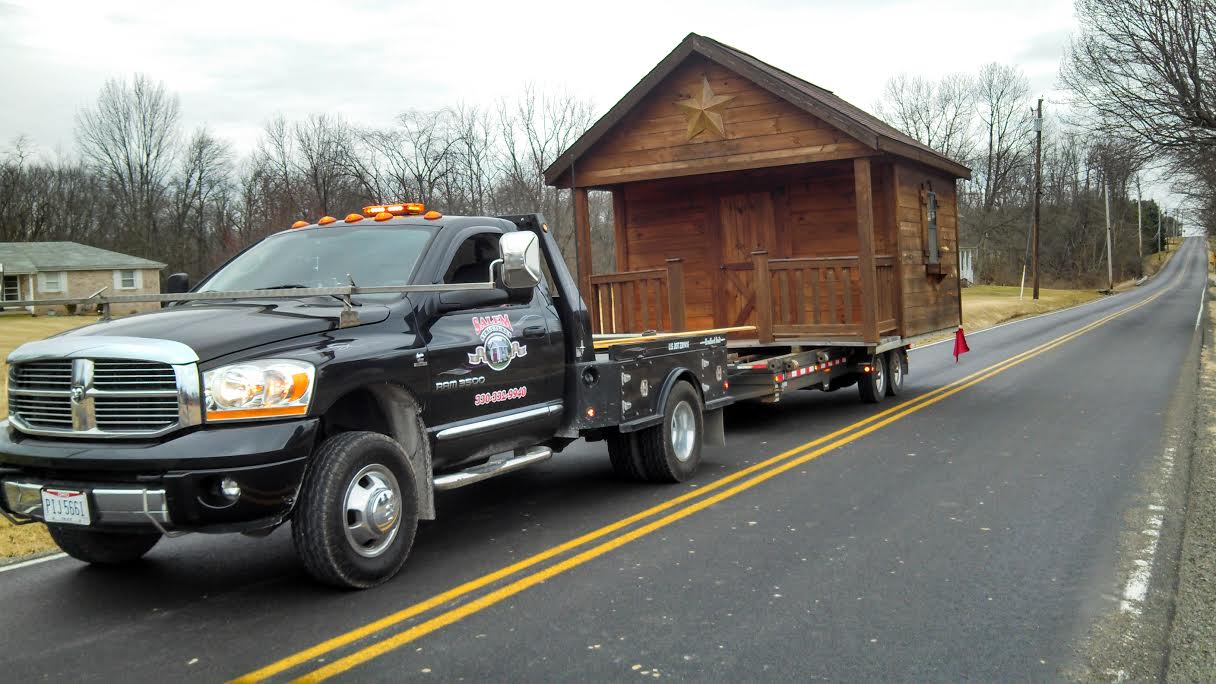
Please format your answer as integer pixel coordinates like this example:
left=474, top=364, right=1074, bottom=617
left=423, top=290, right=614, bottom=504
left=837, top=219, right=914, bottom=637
left=474, top=386, right=528, bottom=406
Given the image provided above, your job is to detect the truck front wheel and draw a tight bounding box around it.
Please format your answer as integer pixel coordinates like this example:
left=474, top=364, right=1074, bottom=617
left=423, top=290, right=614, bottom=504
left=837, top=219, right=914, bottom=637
left=47, top=525, right=160, bottom=565
left=636, top=381, right=704, bottom=483
left=292, top=431, right=419, bottom=589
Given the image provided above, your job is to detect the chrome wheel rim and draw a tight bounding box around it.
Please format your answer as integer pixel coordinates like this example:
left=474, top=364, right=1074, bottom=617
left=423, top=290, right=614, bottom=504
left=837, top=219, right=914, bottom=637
left=873, top=357, right=886, bottom=395
left=343, top=464, right=402, bottom=558
left=890, top=355, right=902, bottom=389
left=670, top=400, right=696, bottom=462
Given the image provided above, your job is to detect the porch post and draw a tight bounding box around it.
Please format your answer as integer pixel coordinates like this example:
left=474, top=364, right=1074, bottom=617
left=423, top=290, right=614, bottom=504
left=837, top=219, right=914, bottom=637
left=573, top=187, right=593, bottom=307
left=854, top=157, right=879, bottom=344
left=752, top=250, right=774, bottom=343
left=664, top=257, right=687, bottom=332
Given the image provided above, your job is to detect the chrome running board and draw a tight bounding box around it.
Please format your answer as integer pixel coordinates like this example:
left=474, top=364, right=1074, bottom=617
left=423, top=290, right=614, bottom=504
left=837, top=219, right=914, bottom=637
left=433, top=446, right=553, bottom=491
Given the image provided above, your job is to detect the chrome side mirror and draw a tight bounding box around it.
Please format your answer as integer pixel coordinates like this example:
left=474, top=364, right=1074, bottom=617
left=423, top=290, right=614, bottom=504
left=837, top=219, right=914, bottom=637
left=499, top=232, right=541, bottom=289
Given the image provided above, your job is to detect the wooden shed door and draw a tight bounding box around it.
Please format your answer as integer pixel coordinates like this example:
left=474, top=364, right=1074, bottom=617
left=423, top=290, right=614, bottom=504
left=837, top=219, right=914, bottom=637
left=718, top=191, right=776, bottom=328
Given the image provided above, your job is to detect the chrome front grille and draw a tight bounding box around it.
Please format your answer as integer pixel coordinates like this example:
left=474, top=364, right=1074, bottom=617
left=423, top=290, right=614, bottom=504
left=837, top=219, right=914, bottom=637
left=7, top=357, right=200, bottom=438
left=11, top=360, right=72, bottom=390
left=93, top=360, right=178, bottom=392
left=9, top=394, right=73, bottom=429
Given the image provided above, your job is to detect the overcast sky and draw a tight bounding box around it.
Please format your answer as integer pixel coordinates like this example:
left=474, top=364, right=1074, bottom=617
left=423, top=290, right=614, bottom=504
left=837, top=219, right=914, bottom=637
left=0, top=0, right=1185, bottom=213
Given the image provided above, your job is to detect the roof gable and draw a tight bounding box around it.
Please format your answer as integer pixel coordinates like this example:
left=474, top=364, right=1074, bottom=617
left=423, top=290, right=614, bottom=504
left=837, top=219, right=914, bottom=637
left=0, top=242, right=166, bottom=274
left=545, top=33, right=971, bottom=187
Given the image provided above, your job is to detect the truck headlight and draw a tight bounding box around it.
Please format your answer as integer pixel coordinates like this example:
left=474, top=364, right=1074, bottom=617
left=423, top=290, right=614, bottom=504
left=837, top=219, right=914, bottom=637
left=203, top=360, right=315, bottom=422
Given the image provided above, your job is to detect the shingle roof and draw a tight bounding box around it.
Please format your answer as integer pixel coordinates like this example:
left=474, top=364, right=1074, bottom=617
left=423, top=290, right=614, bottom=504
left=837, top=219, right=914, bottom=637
left=0, top=242, right=166, bottom=275
left=545, top=33, right=972, bottom=186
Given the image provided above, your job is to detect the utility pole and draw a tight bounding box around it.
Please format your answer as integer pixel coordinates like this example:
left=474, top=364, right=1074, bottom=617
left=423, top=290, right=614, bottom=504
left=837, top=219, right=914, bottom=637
left=1032, top=98, right=1043, bottom=300
left=1136, top=175, right=1143, bottom=275
left=1158, top=207, right=1164, bottom=253
left=1104, top=180, right=1114, bottom=292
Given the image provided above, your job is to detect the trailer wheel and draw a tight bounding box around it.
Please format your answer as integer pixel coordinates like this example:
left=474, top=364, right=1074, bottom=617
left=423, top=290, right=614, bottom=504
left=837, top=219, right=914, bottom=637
left=607, top=433, right=648, bottom=481
left=636, top=381, right=704, bottom=483
left=47, top=525, right=160, bottom=565
left=292, top=431, right=419, bottom=589
left=857, top=354, right=886, bottom=404
left=884, top=350, right=906, bottom=396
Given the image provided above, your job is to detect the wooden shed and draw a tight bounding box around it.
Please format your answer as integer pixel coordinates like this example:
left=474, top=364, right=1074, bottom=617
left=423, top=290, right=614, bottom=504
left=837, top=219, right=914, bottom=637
left=545, top=33, right=971, bottom=348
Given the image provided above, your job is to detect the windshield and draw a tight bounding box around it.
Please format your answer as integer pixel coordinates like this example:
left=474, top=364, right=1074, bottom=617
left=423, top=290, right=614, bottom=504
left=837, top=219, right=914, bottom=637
left=198, top=226, right=433, bottom=297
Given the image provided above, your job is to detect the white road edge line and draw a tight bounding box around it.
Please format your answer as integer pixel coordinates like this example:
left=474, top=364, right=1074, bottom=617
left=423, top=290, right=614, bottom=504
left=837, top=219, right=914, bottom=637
left=1120, top=447, right=1176, bottom=615
left=1195, top=267, right=1205, bottom=330
left=0, top=552, right=67, bottom=573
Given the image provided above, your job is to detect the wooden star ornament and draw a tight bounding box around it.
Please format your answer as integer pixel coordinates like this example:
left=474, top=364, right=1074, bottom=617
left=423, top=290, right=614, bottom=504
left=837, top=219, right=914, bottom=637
left=676, top=76, right=735, bottom=141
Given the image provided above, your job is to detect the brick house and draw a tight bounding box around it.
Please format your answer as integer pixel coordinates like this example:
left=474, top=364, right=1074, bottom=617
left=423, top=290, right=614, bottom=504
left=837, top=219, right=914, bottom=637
left=0, top=242, right=165, bottom=315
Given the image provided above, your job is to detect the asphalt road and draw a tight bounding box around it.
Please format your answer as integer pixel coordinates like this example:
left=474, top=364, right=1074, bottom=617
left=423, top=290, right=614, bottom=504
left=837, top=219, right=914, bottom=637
left=0, top=238, right=1207, bottom=682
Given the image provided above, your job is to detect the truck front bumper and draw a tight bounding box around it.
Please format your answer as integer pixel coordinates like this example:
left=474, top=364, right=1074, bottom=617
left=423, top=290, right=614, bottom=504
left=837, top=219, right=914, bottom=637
left=0, top=418, right=319, bottom=533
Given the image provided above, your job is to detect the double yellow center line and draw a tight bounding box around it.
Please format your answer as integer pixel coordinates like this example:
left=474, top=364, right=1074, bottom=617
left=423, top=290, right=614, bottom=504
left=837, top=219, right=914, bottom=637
left=235, top=283, right=1170, bottom=683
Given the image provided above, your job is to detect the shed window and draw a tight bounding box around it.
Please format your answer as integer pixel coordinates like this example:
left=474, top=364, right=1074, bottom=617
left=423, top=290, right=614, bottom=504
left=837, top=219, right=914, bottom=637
left=925, top=191, right=940, bottom=265
left=39, top=271, right=64, bottom=293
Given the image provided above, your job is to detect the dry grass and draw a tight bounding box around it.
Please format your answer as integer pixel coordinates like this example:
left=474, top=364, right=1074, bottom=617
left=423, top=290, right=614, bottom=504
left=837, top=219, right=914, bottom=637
left=961, top=285, right=1104, bottom=332
left=0, top=314, right=100, bottom=559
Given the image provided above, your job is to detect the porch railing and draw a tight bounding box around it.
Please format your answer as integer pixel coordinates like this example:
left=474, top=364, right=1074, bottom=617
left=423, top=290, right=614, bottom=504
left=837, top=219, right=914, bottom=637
left=588, top=258, right=686, bottom=334
left=754, top=251, right=899, bottom=343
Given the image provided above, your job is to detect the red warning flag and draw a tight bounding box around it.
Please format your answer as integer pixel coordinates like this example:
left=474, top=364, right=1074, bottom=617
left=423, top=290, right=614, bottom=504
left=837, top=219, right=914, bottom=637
left=953, top=327, right=970, bottom=363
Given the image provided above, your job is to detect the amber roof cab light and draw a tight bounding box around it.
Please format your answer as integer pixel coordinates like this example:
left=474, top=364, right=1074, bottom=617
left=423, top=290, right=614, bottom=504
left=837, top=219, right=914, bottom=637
left=363, top=202, right=425, bottom=217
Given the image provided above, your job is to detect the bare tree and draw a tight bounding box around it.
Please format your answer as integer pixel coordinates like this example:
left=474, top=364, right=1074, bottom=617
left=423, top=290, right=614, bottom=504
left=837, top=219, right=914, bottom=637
left=1063, top=0, right=1216, bottom=152
left=496, top=85, right=596, bottom=273
left=974, top=63, right=1033, bottom=212
left=169, top=127, right=232, bottom=274
left=75, top=74, right=181, bottom=254
left=876, top=73, right=976, bottom=163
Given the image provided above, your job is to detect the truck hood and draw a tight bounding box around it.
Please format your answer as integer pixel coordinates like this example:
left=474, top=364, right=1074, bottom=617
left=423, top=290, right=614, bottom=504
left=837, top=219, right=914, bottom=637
left=57, top=300, right=392, bottom=362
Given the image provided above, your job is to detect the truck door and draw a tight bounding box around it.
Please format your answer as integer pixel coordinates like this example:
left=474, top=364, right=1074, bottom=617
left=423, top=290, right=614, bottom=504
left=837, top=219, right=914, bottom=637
left=423, top=230, right=563, bottom=465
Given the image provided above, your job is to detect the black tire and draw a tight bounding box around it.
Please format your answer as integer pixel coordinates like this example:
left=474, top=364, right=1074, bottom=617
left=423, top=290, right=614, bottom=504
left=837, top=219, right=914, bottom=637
left=47, top=525, right=160, bottom=565
left=857, top=354, right=887, bottom=404
left=607, top=432, right=647, bottom=481
left=884, top=349, right=906, bottom=397
left=635, top=381, right=704, bottom=483
left=292, top=431, right=419, bottom=589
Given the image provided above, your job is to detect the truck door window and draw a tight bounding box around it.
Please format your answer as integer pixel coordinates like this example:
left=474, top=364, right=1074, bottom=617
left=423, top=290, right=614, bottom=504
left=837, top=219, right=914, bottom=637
left=444, top=234, right=502, bottom=284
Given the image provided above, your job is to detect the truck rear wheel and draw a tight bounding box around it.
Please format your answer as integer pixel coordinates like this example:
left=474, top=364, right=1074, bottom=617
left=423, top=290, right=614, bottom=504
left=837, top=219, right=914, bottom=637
left=857, top=354, right=886, bottom=404
left=636, top=381, right=704, bottom=483
left=292, top=431, right=419, bottom=589
left=47, top=525, right=160, bottom=565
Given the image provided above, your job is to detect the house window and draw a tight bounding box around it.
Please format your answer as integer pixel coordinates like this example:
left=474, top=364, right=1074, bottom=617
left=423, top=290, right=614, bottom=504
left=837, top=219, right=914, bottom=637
left=2, top=275, right=18, bottom=301
left=39, top=271, right=64, bottom=293
left=114, top=269, right=140, bottom=290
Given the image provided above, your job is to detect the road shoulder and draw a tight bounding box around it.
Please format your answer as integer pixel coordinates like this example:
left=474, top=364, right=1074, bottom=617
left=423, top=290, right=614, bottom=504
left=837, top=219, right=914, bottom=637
left=1166, top=272, right=1216, bottom=680
left=1065, top=265, right=1202, bottom=681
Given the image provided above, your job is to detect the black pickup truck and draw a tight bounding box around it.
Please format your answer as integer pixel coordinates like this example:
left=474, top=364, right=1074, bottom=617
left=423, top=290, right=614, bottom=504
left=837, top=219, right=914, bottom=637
left=0, top=209, right=731, bottom=588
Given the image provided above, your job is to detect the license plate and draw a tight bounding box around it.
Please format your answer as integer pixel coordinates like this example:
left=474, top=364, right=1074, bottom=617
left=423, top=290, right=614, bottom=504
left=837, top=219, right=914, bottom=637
left=41, top=488, right=91, bottom=526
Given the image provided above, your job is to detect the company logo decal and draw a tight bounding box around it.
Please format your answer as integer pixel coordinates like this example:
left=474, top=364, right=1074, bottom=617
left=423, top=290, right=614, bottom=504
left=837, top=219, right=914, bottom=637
left=468, top=314, right=527, bottom=371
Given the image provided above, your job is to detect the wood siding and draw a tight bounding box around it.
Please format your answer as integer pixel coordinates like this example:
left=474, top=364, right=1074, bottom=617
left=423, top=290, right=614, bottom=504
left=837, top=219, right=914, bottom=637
left=576, top=56, right=871, bottom=188
left=616, top=161, right=886, bottom=332
left=892, top=162, right=961, bottom=336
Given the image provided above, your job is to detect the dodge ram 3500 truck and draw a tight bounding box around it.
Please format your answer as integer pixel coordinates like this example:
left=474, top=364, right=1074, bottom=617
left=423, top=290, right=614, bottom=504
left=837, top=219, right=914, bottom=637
left=0, top=208, right=733, bottom=588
